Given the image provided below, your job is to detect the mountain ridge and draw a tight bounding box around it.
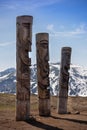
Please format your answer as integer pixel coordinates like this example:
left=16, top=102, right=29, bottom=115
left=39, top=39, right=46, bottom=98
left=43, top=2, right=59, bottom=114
left=0, top=63, right=87, bottom=96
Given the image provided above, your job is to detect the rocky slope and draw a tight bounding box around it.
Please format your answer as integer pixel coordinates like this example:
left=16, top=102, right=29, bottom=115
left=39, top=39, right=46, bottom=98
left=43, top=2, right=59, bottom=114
left=0, top=63, right=87, bottom=96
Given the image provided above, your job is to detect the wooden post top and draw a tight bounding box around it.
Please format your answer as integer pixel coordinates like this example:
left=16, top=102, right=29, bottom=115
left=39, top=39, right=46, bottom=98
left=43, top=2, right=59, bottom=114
left=17, top=15, right=33, bottom=24
left=36, top=33, right=49, bottom=42
left=61, top=47, right=72, bottom=52
left=36, top=32, right=49, bottom=35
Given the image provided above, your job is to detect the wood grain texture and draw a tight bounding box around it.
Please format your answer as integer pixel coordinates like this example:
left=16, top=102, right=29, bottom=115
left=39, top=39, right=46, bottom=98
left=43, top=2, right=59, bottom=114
left=58, top=47, right=72, bottom=114
left=36, top=33, right=50, bottom=116
left=16, top=15, right=33, bottom=120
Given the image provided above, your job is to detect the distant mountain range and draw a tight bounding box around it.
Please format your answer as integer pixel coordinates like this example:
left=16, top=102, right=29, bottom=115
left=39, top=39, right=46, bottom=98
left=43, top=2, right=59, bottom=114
left=0, top=63, right=87, bottom=96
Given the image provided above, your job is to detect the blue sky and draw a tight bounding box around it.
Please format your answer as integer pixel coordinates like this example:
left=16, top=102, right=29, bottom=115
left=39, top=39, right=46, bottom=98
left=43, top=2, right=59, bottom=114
left=0, top=0, right=87, bottom=70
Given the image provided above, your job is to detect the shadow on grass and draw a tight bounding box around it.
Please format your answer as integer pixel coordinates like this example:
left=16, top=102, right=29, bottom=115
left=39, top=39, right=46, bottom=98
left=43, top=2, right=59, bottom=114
left=51, top=115, right=87, bottom=125
left=25, top=117, right=63, bottom=130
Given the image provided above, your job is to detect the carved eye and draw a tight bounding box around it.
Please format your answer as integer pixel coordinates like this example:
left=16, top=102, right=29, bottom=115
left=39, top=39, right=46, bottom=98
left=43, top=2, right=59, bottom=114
left=39, top=40, right=48, bottom=48
left=42, top=43, right=48, bottom=49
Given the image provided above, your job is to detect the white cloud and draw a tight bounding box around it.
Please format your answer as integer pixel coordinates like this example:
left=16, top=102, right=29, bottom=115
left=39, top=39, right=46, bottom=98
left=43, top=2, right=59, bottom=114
left=46, top=24, right=54, bottom=31
left=60, top=25, right=65, bottom=29
left=0, top=41, right=15, bottom=47
left=75, top=24, right=87, bottom=33
left=0, top=0, right=62, bottom=10
left=47, top=24, right=87, bottom=38
left=29, top=0, right=62, bottom=8
left=0, top=3, right=19, bottom=10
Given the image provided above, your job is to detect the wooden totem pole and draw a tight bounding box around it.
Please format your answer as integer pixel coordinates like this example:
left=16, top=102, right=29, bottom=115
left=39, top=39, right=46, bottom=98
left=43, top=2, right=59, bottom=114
left=36, top=33, right=50, bottom=116
left=16, top=15, right=33, bottom=120
left=58, top=47, right=72, bottom=114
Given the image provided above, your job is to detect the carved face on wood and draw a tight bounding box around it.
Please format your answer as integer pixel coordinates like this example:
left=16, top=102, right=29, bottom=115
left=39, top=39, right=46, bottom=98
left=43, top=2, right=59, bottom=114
left=37, top=40, right=49, bottom=62
left=22, top=23, right=31, bottom=51
left=61, top=48, right=71, bottom=72
left=17, top=23, right=31, bottom=51
left=16, top=16, right=33, bottom=121
left=62, top=50, right=71, bottom=70
left=17, top=23, right=31, bottom=66
left=59, top=47, right=71, bottom=89
left=37, top=40, right=49, bottom=86
left=36, top=33, right=50, bottom=98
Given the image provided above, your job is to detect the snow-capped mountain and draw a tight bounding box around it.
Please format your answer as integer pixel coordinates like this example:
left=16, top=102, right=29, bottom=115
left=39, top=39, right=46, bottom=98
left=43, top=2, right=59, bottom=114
left=0, top=68, right=16, bottom=93
left=0, top=63, right=87, bottom=96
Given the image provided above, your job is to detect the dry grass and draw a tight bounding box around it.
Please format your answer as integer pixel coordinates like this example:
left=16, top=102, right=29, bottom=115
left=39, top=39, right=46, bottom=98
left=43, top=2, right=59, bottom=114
left=0, top=93, right=16, bottom=110
left=68, top=96, right=87, bottom=113
left=0, top=93, right=87, bottom=113
left=0, top=93, right=87, bottom=130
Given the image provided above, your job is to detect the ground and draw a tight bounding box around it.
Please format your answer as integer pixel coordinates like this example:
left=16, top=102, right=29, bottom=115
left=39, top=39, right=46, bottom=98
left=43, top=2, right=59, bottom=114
left=0, top=93, right=87, bottom=130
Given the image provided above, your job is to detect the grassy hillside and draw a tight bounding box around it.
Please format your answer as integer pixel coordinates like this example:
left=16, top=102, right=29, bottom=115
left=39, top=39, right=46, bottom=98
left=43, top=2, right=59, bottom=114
left=0, top=93, right=87, bottom=112
left=0, top=93, right=16, bottom=111
left=0, top=93, right=87, bottom=130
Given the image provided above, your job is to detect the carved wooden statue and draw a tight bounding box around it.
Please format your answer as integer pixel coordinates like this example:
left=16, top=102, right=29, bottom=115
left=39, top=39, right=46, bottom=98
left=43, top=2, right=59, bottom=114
left=58, top=47, right=72, bottom=114
left=16, top=15, right=33, bottom=120
left=36, top=33, right=50, bottom=116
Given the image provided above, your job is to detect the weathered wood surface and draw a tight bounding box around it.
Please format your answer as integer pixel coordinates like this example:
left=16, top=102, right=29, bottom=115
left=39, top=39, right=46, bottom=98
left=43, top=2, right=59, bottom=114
left=58, top=47, right=72, bottom=114
left=36, top=33, right=50, bottom=116
left=16, top=15, right=33, bottom=120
